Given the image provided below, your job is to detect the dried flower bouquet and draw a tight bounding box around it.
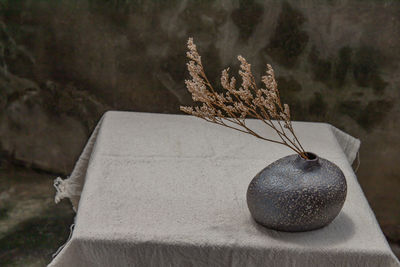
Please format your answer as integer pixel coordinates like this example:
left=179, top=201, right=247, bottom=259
left=180, top=38, right=308, bottom=159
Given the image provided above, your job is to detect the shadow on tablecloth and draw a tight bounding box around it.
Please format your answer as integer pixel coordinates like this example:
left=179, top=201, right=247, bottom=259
left=250, top=211, right=355, bottom=247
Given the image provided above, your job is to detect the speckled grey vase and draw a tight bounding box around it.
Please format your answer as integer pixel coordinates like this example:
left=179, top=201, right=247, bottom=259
left=247, top=152, right=347, bottom=232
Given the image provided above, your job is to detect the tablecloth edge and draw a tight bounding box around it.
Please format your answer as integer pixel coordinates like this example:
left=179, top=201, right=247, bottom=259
left=53, top=113, right=106, bottom=211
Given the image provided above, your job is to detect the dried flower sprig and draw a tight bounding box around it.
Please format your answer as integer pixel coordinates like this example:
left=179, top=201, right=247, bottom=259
left=180, top=38, right=308, bottom=159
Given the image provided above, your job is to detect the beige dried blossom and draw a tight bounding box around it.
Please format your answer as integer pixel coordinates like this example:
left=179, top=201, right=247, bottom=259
left=180, top=37, right=308, bottom=159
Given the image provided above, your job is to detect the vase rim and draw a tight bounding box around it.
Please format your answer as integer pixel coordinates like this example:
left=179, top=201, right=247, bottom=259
left=296, top=152, right=320, bottom=170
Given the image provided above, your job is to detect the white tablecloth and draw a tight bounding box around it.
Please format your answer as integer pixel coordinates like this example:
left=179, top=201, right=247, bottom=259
left=49, top=111, right=399, bottom=267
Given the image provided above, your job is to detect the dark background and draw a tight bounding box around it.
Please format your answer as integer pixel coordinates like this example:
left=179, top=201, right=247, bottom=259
left=0, top=0, right=399, bottom=265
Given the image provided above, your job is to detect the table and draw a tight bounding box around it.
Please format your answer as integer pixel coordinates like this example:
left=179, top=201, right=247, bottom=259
left=49, top=111, right=400, bottom=267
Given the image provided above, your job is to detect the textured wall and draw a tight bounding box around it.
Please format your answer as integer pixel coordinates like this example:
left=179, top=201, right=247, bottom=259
left=0, top=0, right=399, bottom=243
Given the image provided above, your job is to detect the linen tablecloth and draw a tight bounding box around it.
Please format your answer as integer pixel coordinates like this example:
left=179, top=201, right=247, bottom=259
left=49, top=111, right=399, bottom=267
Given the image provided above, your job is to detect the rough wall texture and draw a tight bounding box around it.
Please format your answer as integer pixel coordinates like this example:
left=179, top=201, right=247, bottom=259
left=0, top=0, right=399, bottom=242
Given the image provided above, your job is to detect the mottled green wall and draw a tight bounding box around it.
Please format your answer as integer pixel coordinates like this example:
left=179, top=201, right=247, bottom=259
left=0, top=0, right=399, bottom=243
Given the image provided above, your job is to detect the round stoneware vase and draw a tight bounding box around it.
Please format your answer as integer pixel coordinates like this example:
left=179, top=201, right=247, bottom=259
left=246, top=152, right=347, bottom=232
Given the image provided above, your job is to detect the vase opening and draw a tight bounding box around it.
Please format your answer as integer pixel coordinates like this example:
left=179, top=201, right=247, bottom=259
left=304, top=152, right=318, bottom=161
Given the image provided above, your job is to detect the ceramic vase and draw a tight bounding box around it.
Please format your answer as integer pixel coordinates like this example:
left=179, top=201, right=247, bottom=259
left=246, top=152, right=347, bottom=232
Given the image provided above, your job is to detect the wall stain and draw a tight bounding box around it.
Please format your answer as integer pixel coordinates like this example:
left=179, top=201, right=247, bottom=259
left=353, top=46, right=387, bottom=95
left=265, top=2, right=308, bottom=68
left=309, top=45, right=387, bottom=95
left=358, top=99, right=393, bottom=130
left=308, top=92, right=327, bottom=118
left=231, top=0, right=264, bottom=41
left=309, top=46, right=332, bottom=84
left=338, top=99, right=392, bottom=130
left=334, top=46, right=352, bottom=88
left=277, top=77, right=305, bottom=121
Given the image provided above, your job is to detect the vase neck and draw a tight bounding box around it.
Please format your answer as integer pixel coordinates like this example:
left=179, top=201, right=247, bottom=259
left=295, top=152, right=320, bottom=170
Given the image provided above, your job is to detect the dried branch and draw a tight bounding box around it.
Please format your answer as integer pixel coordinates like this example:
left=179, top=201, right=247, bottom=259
left=180, top=38, right=308, bottom=159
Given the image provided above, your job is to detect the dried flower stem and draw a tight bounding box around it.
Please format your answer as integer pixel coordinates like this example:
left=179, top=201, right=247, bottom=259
left=180, top=38, right=308, bottom=159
